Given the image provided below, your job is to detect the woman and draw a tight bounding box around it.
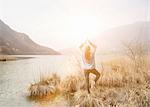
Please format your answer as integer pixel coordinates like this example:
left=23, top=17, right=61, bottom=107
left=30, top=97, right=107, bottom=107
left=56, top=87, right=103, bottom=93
left=80, top=40, right=100, bottom=93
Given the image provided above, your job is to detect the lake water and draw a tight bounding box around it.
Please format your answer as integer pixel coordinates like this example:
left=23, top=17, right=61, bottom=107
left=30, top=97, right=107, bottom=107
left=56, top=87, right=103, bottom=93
left=0, top=55, right=80, bottom=107
left=0, top=55, right=110, bottom=107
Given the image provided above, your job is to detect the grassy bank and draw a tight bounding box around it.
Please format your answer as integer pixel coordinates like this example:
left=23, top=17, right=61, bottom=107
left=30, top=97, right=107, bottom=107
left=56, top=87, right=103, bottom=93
left=0, top=55, right=35, bottom=61
left=28, top=55, right=150, bottom=107
left=0, top=55, right=17, bottom=61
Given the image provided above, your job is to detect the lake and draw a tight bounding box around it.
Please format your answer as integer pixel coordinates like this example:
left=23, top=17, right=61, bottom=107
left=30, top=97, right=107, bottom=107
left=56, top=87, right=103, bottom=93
left=0, top=55, right=79, bottom=106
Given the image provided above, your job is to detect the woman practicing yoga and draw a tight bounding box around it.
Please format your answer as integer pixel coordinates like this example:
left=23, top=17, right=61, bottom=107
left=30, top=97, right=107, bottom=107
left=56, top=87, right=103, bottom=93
left=80, top=40, right=100, bottom=93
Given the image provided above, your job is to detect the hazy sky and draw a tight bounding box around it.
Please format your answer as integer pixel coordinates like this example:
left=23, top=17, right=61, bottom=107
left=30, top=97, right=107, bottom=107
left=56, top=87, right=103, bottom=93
left=0, top=0, right=150, bottom=50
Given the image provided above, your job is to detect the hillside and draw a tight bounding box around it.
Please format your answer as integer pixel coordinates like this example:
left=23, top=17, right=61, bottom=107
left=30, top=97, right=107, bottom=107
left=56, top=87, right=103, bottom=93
left=95, top=21, right=150, bottom=52
left=0, top=20, right=59, bottom=55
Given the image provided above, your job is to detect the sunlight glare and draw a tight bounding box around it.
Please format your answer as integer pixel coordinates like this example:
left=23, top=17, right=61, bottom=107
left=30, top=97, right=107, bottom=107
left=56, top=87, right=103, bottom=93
left=69, top=15, right=98, bottom=42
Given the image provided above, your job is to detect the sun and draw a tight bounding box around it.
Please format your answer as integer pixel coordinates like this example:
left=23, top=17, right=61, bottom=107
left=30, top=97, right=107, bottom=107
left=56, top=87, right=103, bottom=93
left=69, top=15, right=98, bottom=41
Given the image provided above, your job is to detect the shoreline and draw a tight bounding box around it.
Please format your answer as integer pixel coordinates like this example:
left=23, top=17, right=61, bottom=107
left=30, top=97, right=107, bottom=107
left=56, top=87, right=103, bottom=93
left=0, top=55, right=35, bottom=61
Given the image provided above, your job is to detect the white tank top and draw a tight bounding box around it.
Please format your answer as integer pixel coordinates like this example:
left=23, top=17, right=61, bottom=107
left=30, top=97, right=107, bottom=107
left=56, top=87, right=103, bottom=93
left=81, top=45, right=95, bottom=70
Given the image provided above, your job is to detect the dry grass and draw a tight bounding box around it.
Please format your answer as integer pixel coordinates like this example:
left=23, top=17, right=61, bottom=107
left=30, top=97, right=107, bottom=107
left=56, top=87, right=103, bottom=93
left=28, top=73, right=61, bottom=101
left=62, top=54, right=150, bottom=107
left=64, top=82, right=150, bottom=107
left=72, top=90, right=104, bottom=107
left=97, top=56, right=150, bottom=87
left=61, top=75, right=79, bottom=93
left=28, top=53, right=150, bottom=107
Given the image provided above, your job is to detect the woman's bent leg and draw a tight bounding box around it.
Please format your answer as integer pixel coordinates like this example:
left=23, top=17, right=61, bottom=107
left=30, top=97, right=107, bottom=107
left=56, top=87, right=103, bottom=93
left=91, top=69, right=100, bottom=84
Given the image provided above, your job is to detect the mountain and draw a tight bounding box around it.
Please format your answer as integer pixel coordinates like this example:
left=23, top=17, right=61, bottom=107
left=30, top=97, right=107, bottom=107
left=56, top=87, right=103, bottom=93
left=95, top=21, right=150, bottom=53
left=61, top=22, right=150, bottom=55
left=0, top=20, right=60, bottom=55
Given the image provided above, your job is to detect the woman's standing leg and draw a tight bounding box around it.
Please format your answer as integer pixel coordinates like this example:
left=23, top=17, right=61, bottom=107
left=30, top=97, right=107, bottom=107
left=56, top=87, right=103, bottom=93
left=84, top=70, right=90, bottom=94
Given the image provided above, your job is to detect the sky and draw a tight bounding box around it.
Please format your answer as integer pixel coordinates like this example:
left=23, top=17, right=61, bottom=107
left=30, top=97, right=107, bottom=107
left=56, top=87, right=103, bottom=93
left=0, top=0, right=150, bottom=50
